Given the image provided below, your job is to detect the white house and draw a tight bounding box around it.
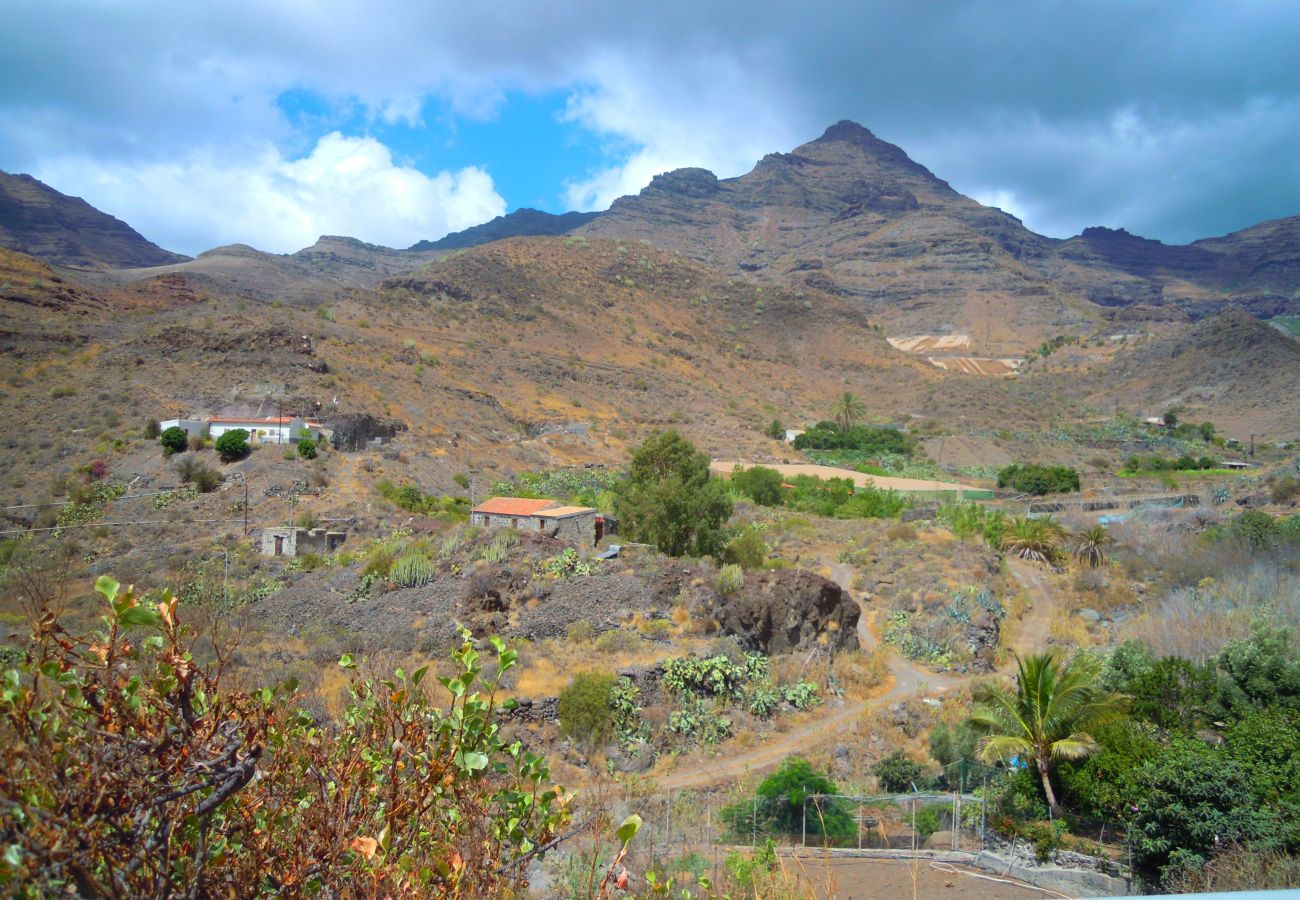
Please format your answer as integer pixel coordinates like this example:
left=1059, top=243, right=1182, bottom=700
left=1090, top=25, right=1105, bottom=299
left=207, top=416, right=323, bottom=445
left=160, top=418, right=206, bottom=438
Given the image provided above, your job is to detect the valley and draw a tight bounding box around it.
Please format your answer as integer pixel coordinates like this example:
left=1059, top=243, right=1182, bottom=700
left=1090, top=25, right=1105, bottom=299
left=2, top=120, right=1299, bottom=897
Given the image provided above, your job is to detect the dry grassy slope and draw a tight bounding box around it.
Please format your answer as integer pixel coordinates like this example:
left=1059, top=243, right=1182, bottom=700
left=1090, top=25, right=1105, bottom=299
left=2, top=237, right=1295, bottom=521
left=1060, top=309, right=1300, bottom=437
left=86, top=237, right=443, bottom=305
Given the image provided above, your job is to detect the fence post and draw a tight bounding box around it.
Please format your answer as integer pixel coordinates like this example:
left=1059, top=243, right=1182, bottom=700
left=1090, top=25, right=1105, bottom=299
left=802, top=797, right=807, bottom=849
left=954, top=791, right=960, bottom=850
left=752, top=796, right=757, bottom=848
left=981, top=776, right=988, bottom=850
left=911, top=799, right=918, bottom=852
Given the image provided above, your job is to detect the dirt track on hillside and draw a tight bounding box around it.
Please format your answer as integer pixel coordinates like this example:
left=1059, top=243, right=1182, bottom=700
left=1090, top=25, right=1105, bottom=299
left=651, top=556, right=1062, bottom=791
left=711, top=461, right=975, bottom=495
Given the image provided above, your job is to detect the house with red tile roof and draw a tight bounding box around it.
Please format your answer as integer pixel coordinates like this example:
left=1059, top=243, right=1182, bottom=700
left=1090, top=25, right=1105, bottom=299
left=470, top=497, right=612, bottom=546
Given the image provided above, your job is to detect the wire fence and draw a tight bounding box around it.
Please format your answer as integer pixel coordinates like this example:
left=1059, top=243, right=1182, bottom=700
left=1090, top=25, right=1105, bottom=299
left=563, top=762, right=1133, bottom=890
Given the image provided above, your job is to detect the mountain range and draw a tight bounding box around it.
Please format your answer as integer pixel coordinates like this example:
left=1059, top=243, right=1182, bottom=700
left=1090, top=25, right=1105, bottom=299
left=0, top=121, right=1296, bottom=486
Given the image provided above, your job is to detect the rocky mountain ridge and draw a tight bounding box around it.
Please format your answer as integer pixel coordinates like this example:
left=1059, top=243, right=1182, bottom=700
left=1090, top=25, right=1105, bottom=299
left=0, top=171, right=188, bottom=269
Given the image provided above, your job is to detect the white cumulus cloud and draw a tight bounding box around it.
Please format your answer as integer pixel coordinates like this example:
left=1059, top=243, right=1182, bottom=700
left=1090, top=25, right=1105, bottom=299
left=33, top=133, right=505, bottom=256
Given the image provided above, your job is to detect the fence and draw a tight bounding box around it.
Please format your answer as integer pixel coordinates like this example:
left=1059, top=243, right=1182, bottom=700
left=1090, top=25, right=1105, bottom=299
left=555, top=762, right=1132, bottom=895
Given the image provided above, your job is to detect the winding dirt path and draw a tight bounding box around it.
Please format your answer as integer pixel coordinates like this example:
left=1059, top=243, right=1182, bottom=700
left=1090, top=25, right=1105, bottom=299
left=1001, top=558, right=1058, bottom=666
left=652, top=557, right=1062, bottom=791
left=656, top=562, right=961, bottom=791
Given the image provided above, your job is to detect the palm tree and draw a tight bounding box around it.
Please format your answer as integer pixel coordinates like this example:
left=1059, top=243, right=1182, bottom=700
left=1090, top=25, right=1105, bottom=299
left=972, top=651, right=1129, bottom=817
left=1001, top=516, right=1066, bottom=570
left=1072, top=525, right=1112, bottom=568
left=829, top=392, right=866, bottom=431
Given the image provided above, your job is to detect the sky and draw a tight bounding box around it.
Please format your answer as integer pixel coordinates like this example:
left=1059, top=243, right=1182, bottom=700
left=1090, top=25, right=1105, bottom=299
left=3, top=1, right=1299, bottom=256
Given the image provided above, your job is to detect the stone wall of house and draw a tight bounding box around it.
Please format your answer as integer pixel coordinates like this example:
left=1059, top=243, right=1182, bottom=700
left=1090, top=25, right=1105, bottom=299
left=550, top=513, right=597, bottom=546
left=259, top=527, right=345, bottom=557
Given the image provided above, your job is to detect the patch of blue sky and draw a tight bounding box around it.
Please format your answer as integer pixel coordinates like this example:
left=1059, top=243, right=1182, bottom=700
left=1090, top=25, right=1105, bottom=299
left=275, top=88, right=610, bottom=214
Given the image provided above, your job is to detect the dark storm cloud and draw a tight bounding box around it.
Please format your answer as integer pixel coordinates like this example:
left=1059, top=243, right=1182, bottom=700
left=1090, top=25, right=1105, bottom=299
left=2, top=0, right=1297, bottom=248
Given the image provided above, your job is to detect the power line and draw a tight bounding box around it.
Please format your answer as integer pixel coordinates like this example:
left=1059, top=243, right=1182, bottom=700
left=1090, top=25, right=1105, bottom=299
left=4, top=488, right=187, bottom=511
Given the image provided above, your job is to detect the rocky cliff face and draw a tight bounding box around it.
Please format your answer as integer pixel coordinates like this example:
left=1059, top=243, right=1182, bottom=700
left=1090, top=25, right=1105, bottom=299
left=699, top=568, right=860, bottom=655
left=0, top=171, right=188, bottom=269
left=580, top=121, right=1300, bottom=351
left=580, top=121, right=1091, bottom=352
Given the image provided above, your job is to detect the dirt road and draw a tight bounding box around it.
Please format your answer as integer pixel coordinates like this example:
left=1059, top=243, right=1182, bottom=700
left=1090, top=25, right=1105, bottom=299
left=656, top=563, right=961, bottom=791
left=1002, top=558, right=1057, bottom=667
left=710, top=461, right=976, bottom=495
left=652, top=557, right=1060, bottom=791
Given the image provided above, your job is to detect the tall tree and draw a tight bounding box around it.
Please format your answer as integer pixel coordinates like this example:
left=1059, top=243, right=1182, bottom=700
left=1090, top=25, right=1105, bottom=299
left=614, top=430, right=732, bottom=557
left=829, top=392, right=866, bottom=431
left=972, top=651, right=1129, bottom=816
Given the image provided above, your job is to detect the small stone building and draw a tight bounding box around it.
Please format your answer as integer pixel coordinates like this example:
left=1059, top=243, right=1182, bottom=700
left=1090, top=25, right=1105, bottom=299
left=470, top=497, right=611, bottom=546
left=259, top=526, right=346, bottom=558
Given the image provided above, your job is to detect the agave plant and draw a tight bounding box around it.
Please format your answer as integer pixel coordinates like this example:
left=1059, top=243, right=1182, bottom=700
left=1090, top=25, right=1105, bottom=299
left=1072, top=524, right=1113, bottom=568
left=1001, top=515, right=1066, bottom=569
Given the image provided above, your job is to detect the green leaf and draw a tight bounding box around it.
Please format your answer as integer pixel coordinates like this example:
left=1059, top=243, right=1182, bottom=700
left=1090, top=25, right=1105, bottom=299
left=411, top=665, right=428, bottom=685
left=118, top=605, right=162, bottom=628
left=457, top=751, right=489, bottom=772
left=338, top=653, right=356, bottom=669
left=94, top=575, right=120, bottom=604
left=616, top=813, right=642, bottom=847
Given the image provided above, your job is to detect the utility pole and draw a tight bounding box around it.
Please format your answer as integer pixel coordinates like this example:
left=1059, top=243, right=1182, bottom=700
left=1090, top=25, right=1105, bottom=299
left=244, top=479, right=249, bottom=536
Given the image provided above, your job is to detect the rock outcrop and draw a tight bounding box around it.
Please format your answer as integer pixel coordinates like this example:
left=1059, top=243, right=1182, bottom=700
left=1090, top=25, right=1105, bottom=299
left=703, top=569, right=860, bottom=655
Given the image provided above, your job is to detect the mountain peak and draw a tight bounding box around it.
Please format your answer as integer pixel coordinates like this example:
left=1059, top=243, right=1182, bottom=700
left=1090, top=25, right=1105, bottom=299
left=815, top=120, right=883, bottom=146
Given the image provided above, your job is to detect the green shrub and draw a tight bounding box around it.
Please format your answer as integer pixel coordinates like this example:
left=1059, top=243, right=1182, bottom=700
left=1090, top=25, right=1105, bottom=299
left=297, top=438, right=317, bottom=460
left=159, top=426, right=188, bottom=456
left=390, top=550, right=436, bottom=587
left=724, top=527, right=768, bottom=570
left=793, top=422, right=915, bottom=456
left=175, top=455, right=221, bottom=493
left=873, top=750, right=926, bottom=793
left=996, top=463, right=1080, bottom=495
left=215, top=429, right=250, bottom=462
left=731, top=465, right=784, bottom=506
left=144, top=419, right=161, bottom=439
left=557, top=671, right=616, bottom=751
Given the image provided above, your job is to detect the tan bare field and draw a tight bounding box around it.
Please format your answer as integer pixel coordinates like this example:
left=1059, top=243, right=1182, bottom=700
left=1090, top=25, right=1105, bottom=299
left=711, top=461, right=977, bottom=494
left=886, top=333, right=972, bottom=353
left=926, top=357, right=1023, bottom=376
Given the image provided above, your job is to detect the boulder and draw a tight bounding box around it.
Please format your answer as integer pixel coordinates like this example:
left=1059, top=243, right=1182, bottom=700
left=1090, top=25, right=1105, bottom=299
left=705, top=569, right=859, bottom=655
left=326, top=413, right=407, bottom=451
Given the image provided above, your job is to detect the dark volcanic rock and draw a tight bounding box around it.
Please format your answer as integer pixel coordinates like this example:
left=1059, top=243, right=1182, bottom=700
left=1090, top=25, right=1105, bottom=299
left=0, top=171, right=189, bottom=268
left=326, top=413, right=408, bottom=451
left=704, top=569, right=859, bottom=655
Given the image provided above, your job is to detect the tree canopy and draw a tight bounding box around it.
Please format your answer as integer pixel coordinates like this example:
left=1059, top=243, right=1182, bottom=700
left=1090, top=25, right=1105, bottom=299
left=614, top=430, right=732, bottom=557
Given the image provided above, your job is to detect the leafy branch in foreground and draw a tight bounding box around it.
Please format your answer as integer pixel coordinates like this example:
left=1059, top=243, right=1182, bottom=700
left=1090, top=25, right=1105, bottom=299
left=0, top=576, right=568, bottom=896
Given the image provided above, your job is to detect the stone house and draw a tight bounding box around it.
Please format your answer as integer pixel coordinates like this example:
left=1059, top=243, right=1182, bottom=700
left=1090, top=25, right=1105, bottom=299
left=259, top=526, right=346, bottom=558
left=470, top=497, right=612, bottom=546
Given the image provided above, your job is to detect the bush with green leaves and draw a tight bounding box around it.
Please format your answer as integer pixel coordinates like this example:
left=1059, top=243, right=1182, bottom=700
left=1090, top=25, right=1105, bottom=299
left=214, top=428, right=250, bottom=462
left=613, top=430, right=732, bottom=557
left=297, top=437, right=317, bottom=459
left=722, top=757, right=854, bottom=838
left=793, top=422, right=915, bottom=457
left=997, top=463, right=1080, bottom=495
left=540, top=547, right=598, bottom=578
left=557, top=671, right=616, bottom=751
left=873, top=750, right=927, bottom=793
left=730, top=465, right=785, bottom=506
left=176, top=454, right=222, bottom=492
left=0, top=578, right=567, bottom=896
left=159, top=425, right=188, bottom=456
left=723, top=526, right=769, bottom=569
